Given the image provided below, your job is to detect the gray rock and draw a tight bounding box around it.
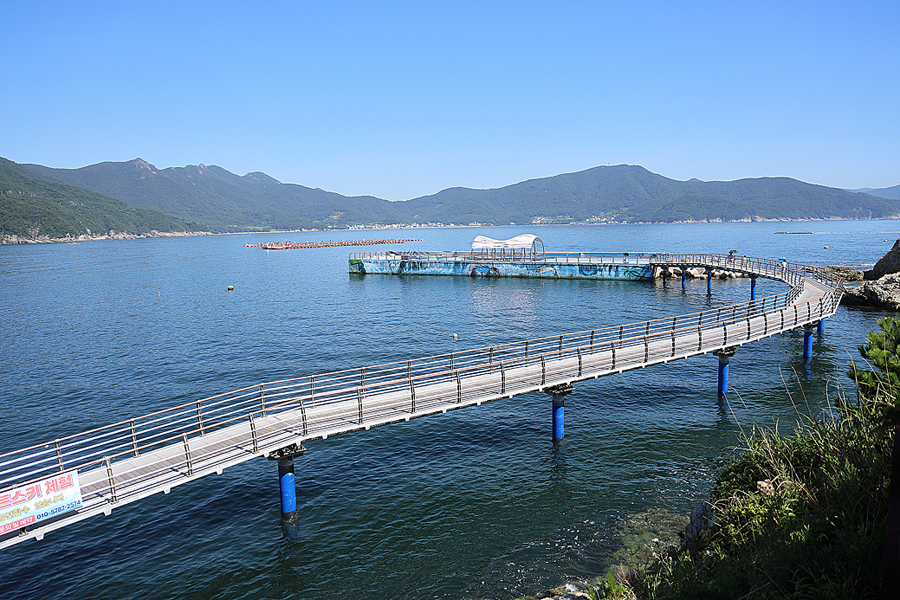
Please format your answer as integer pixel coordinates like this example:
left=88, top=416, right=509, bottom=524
left=841, top=272, right=900, bottom=310
left=682, top=502, right=714, bottom=551
left=866, top=238, right=900, bottom=280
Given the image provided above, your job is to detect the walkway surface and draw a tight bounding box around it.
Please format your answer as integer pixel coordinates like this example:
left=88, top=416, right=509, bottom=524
left=0, top=253, right=843, bottom=549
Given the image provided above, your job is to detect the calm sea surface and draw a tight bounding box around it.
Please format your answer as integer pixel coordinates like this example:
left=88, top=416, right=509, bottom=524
left=1, top=222, right=896, bottom=599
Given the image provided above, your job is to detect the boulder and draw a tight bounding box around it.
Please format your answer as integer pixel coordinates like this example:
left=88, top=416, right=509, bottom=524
left=865, top=238, right=900, bottom=280
left=841, top=272, right=900, bottom=311
left=682, top=502, right=714, bottom=551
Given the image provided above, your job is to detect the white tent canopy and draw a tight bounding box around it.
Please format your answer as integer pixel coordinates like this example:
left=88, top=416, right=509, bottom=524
left=471, top=234, right=545, bottom=259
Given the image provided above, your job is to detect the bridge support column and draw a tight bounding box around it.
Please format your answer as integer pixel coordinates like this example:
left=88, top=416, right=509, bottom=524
left=803, top=324, right=816, bottom=362
left=545, top=383, right=575, bottom=442
left=817, top=319, right=825, bottom=335
left=681, top=268, right=686, bottom=288
left=714, top=348, right=737, bottom=400
left=268, top=444, right=306, bottom=524
left=706, top=268, right=712, bottom=294
left=750, top=277, right=757, bottom=301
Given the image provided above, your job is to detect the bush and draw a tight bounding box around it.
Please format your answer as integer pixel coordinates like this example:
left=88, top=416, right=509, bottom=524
left=626, top=318, right=900, bottom=599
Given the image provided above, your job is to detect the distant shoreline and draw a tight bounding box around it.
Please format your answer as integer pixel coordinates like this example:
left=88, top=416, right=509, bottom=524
left=3, top=216, right=899, bottom=245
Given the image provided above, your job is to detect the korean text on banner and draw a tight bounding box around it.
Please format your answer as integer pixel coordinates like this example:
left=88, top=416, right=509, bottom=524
left=0, top=471, right=83, bottom=535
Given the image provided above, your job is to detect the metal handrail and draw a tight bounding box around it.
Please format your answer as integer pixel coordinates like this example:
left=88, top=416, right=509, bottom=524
left=0, top=254, right=842, bottom=515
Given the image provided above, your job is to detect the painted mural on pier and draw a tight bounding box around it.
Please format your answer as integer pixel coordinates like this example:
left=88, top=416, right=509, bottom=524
left=349, top=234, right=654, bottom=281
left=348, top=257, right=652, bottom=280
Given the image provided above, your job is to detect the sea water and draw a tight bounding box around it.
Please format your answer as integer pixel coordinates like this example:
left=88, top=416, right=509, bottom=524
left=0, top=221, right=895, bottom=599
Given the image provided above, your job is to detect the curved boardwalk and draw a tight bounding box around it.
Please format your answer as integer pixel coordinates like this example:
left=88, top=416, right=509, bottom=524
left=0, top=254, right=843, bottom=549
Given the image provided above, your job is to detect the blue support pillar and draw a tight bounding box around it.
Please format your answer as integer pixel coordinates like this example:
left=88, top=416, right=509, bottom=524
left=545, top=383, right=575, bottom=442
left=714, top=348, right=736, bottom=400
left=803, top=324, right=815, bottom=363
left=268, top=444, right=305, bottom=526
left=817, top=319, right=824, bottom=335
left=750, top=277, right=757, bottom=301
left=706, top=268, right=712, bottom=294
left=681, top=268, right=686, bottom=288
left=552, top=399, right=565, bottom=440
left=278, top=457, right=296, bottom=518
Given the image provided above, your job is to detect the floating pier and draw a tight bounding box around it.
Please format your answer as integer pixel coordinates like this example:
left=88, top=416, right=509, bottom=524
left=349, top=234, right=655, bottom=281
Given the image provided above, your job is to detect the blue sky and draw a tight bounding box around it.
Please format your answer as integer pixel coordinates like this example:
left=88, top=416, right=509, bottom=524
left=3, top=1, right=898, bottom=200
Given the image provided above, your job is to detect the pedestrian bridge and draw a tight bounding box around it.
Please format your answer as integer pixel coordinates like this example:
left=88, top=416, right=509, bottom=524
left=0, top=253, right=843, bottom=549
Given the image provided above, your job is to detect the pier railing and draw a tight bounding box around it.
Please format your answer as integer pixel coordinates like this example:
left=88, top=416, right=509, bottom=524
left=0, top=254, right=843, bottom=548
left=350, top=250, right=657, bottom=265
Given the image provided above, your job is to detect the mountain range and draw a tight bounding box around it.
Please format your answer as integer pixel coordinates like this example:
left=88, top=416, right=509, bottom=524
left=3, top=156, right=899, bottom=241
left=0, top=158, right=205, bottom=242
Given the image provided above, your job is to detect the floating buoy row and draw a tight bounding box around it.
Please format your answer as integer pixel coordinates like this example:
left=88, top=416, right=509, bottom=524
left=244, top=238, right=422, bottom=250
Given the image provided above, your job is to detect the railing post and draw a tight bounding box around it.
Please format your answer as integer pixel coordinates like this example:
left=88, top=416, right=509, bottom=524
left=196, top=401, right=204, bottom=435
left=577, top=348, right=583, bottom=377
left=500, top=362, right=506, bottom=395
left=182, top=434, right=193, bottom=476
left=541, top=355, right=546, bottom=386
left=260, top=384, right=267, bottom=417
left=359, top=388, right=366, bottom=422
left=130, top=420, right=139, bottom=457
left=105, top=456, right=117, bottom=503
left=249, top=414, right=258, bottom=453
left=611, top=342, right=617, bottom=369
left=456, top=371, right=462, bottom=404
left=299, top=399, right=308, bottom=435
left=55, top=440, right=64, bottom=471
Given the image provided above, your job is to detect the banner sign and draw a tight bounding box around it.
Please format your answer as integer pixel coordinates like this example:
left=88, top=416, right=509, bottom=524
left=0, top=471, right=83, bottom=535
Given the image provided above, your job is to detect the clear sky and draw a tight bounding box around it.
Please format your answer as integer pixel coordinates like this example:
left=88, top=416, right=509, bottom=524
left=3, top=1, right=898, bottom=200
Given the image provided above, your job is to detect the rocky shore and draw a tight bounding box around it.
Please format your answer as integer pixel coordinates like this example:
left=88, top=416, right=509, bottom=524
left=838, top=238, right=900, bottom=310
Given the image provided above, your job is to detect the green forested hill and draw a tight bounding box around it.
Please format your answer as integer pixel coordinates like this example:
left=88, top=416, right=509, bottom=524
left=25, top=158, right=402, bottom=232
left=19, top=159, right=900, bottom=230
left=397, top=165, right=900, bottom=224
left=0, top=158, right=206, bottom=241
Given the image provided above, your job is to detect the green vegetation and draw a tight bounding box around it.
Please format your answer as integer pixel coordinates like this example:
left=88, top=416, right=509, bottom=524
left=0, top=158, right=206, bottom=241
left=599, top=318, right=899, bottom=599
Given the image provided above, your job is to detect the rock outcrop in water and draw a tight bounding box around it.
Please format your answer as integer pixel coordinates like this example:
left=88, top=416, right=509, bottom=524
left=841, top=238, right=900, bottom=310
left=865, top=238, right=900, bottom=280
